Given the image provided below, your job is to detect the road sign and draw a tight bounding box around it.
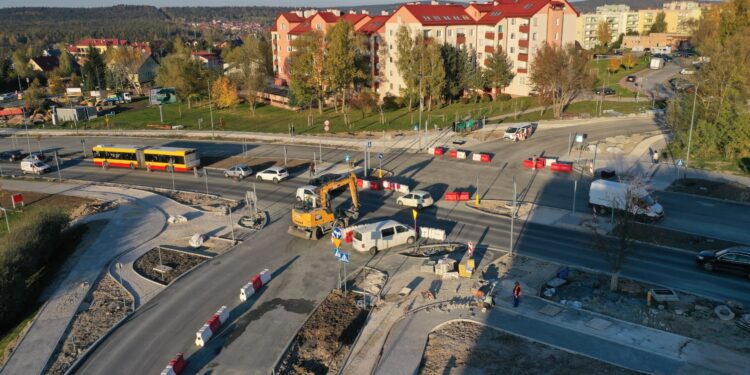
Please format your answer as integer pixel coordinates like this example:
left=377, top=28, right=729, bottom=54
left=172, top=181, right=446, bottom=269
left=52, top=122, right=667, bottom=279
left=676, top=159, right=684, bottom=166
left=367, top=141, right=372, bottom=148
left=413, top=125, right=418, bottom=131
left=412, top=209, right=418, bottom=221
left=332, top=227, right=343, bottom=239
left=378, top=153, right=383, bottom=160
left=467, top=241, right=474, bottom=258
left=333, top=238, right=342, bottom=249
left=334, top=248, right=342, bottom=259
left=11, top=193, right=23, bottom=208
left=345, top=153, right=350, bottom=162
left=324, top=120, right=330, bottom=132
left=340, top=252, right=350, bottom=263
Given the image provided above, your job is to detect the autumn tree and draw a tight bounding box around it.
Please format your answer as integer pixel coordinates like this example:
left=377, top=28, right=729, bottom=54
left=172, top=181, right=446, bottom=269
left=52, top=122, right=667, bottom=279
left=421, top=40, right=445, bottom=111
left=395, top=25, right=421, bottom=110
left=350, top=89, right=378, bottom=119
left=608, top=58, right=621, bottom=73
left=529, top=44, right=595, bottom=118
left=225, top=37, right=270, bottom=115
left=592, top=179, right=638, bottom=291
left=649, top=12, right=668, bottom=34
left=69, top=73, right=81, bottom=88
left=155, top=38, right=206, bottom=108
left=106, top=47, right=148, bottom=94
left=597, top=21, right=612, bottom=48
left=24, top=78, right=45, bottom=112
left=324, top=20, right=367, bottom=112
left=484, top=48, right=515, bottom=99
left=288, top=30, right=326, bottom=113
left=47, top=73, right=64, bottom=94
left=621, top=53, right=638, bottom=70
left=56, top=50, right=75, bottom=77
left=211, top=76, right=239, bottom=109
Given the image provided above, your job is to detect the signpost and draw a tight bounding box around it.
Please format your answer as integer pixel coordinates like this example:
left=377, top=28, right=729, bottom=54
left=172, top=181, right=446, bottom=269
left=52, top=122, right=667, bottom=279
left=324, top=120, right=330, bottom=133
left=467, top=241, right=474, bottom=259
left=332, top=227, right=346, bottom=291
left=412, top=209, right=418, bottom=234
left=378, top=153, right=383, bottom=178
left=11, top=193, right=23, bottom=208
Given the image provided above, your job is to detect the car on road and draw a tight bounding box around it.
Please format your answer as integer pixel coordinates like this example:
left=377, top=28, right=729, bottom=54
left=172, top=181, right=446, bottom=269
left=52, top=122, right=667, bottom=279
left=20, top=160, right=51, bottom=174
left=352, top=220, right=416, bottom=255
left=256, top=166, right=288, bottom=183
left=295, top=185, right=319, bottom=203
left=503, top=123, right=533, bottom=140
left=593, top=87, right=616, bottom=96
left=224, top=164, right=253, bottom=179
left=680, top=68, right=695, bottom=75
left=0, top=150, right=23, bottom=162
left=626, top=75, right=637, bottom=82
left=396, top=190, right=434, bottom=209
left=25, top=152, right=46, bottom=162
left=696, top=246, right=750, bottom=278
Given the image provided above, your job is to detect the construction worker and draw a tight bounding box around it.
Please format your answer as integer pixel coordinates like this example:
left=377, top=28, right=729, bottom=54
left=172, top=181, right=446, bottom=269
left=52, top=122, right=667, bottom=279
left=513, top=281, right=522, bottom=307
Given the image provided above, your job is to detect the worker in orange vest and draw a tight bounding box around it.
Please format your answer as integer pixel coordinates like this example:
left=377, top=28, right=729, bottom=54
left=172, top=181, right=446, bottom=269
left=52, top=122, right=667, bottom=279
left=513, top=281, right=522, bottom=307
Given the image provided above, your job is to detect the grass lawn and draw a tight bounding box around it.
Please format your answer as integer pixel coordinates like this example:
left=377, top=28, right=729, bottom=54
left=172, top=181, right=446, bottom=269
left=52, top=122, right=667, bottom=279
left=0, top=309, right=37, bottom=366
left=510, top=100, right=654, bottom=122
left=73, top=95, right=648, bottom=135
left=591, top=56, right=650, bottom=98
left=0, top=190, right=90, bottom=240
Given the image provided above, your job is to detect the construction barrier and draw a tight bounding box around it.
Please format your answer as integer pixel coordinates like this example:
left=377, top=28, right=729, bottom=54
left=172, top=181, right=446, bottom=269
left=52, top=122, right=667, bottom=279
left=536, top=158, right=546, bottom=169
left=427, top=147, right=435, bottom=155
left=251, top=275, right=262, bottom=292
left=523, top=159, right=534, bottom=169
left=434, top=147, right=446, bottom=156
left=550, top=162, right=573, bottom=173
left=420, top=227, right=446, bottom=241
left=240, top=283, right=254, bottom=301
left=472, top=153, right=482, bottom=161
left=161, top=353, right=186, bottom=375
left=382, top=181, right=391, bottom=189
left=216, top=306, right=230, bottom=324
left=241, top=269, right=272, bottom=301
left=369, top=180, right=381, bottom=191
left=449, top=150, right=458, bottom=158
left=458, top=192, right=470, bottom=201
left=397, top=184, right=410, bottom=194
left=260, top=269, right=271, bottom=284
left=456, top=151, right=468, bottom=159
left=480, top=154, right=492, bottom=163
left=545, top=157, right=558, bottom=166
left=195, top=324, right=212, bottom=347
left=523, top=158, right=546, bottom=169
left=445, top=192, right=459, bottom=201
left=207, top=315, right=221, bottom=334
left=356, top=179, right=370, bottom=190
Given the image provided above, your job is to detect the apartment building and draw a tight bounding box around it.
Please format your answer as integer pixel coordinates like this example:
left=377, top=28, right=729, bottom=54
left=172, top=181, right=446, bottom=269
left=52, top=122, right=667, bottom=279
left=638, top=2, right=702, bottom=35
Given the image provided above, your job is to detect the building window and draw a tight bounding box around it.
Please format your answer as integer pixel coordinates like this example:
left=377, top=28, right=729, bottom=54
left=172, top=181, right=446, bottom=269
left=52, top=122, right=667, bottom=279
left=448, top=30, right=452, bottom=37
left=469, top=29, right=473, bottom=36
left=498, top=25, right=504, bottom=33
left=556, top=18, right=561, bottom=26
left=389, top=57, right=392, bottom=63
left=390, top=83, right=393, bottom=90
left=532, top=32, right=537, bottom=41
left=510, top=47, right=515, bottom=53
left=555, top=32, right=559, bottom=40
left=437, top=30, right=442, bottom=37
left=390, top=70, right=393, bottom=76
left=397, top=16, right=402, bottom=23
left=511, top=19, right=516, bottom=25
left=316, top=24, right=321, bottom=30
left=287, top=35, right=292, bottom=41
left=520, top=77, right=525, bottom=84
left=511, top=33, right=515, bottom=40
left=478, top=52, right=483, bottom=59
left=287, top=47, right=292, bottom=51
left=281, top=23, right=286, bottom=30
left=390, top=29, right=393, bottom=36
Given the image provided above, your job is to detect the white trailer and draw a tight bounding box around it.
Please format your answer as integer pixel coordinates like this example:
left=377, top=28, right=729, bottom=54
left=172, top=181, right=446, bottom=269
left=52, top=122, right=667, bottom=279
left=588, top=179, right=664, bottom=221
left=650, top=57, right=664, bottom=70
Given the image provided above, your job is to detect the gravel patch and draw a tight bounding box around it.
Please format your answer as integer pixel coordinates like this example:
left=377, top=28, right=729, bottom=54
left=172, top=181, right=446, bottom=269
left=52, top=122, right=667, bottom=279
left=133, top=247, right=210, bottom=285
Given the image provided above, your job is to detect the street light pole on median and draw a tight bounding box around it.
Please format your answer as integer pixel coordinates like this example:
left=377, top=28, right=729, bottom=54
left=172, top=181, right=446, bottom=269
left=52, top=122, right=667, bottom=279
left=685, top=83, right=699, bottom=179
left=207, top=79, right=215, bottom=140
left=511, top=175, right=516, bottom=255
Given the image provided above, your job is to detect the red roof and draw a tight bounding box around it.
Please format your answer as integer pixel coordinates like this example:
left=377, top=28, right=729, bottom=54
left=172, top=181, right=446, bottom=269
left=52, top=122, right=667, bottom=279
left=0, top=108, right=23, bottom=117
left=279, top=12, right=304, bottom=23
left=341, top=13, right=368, bottom=25
left=317, top=12, right=339, bottom=23
left=270, top=24, right=278, bottom=32
left=358, top=15, right=389, bottom=34
left=476, top=0, right=558, bottom=25
left=288, top=18, right=313, bottom=35
left=400, top=4, right=476, bottom=26
left=76, top=38, right=128, bottom=47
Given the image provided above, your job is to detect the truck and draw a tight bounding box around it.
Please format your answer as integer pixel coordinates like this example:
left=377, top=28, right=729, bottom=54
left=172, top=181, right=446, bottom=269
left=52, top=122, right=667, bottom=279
left=651, top=46, right=672, bottom=55
left=650, top=57, right=664, bottom=70
left=588, top=179, right=664, bottom=221
left=288, top=172, right=360, bottom=240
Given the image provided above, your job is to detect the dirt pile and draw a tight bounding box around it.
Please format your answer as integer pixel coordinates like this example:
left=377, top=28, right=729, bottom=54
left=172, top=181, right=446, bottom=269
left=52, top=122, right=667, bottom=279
left=160, top=191, right=238, bottom=213
left=133, top=247, right=209, bottom=285
left=420, top=321, right=637, bottom=375
left=45, top=275, right=132, bottom=375
left=278, top=290, right=369, bottom=375
left=68, top=200, right=119, bottom=221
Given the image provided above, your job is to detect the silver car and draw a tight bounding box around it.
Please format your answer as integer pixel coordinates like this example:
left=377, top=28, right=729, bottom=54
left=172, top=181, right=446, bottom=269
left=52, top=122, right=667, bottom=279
left=224, top=164, right=253, bottom=179
left=397, top=190, right=434, bottom=209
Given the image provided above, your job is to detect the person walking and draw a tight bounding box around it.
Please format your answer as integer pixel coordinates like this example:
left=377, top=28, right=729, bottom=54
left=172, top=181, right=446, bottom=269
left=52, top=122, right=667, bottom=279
left=513, top=281, right=521, bottom=307
left=653, top=150, right=660, bottom=164
left=309, top=161, right=316, bottom=177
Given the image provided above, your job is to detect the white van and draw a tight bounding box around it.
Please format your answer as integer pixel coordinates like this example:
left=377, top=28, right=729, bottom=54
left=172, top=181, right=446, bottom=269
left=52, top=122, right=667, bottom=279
left=21, top=160, right=51, bottom=175
left=295, top=185, right=320, bottom=205
left=352, top=220, right=416, bottom=255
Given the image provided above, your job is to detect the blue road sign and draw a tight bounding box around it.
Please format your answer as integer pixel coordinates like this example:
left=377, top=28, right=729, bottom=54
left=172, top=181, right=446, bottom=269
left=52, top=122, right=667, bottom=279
left=345, top=153, right=350, bottom=162
left=378, top=153, right=383, bottom=160
left=334, top=248, right=342, bottom=258
left=332, top=227, right=343, bottom=239
left=367, top=141, right=372, bottom=148
left=676, top=159, right=684, bottom=166
left=340, top=252, right=350, bottom=263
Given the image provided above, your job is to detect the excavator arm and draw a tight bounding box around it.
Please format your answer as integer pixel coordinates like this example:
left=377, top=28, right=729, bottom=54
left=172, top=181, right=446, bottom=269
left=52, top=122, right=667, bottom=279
left=319, top=172, right=359, bottom=209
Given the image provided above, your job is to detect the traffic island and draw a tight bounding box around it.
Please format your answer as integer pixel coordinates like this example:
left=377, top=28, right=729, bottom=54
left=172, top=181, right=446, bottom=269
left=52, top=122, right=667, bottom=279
left=157, top=190, right=239, bottom=213
left=133, top=246, right=212, bottom=285
left=465, top=199, right=532, bottom=219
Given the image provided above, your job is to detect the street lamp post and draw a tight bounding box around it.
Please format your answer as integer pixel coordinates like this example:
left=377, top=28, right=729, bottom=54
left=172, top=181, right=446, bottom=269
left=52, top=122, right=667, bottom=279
left=23, top=109, right=31, bottom=155
left=0, top=208, right=10, bottom=233
left=685, top=84, right=699, bottom=179
left=207, top=80, right=215, bottom=139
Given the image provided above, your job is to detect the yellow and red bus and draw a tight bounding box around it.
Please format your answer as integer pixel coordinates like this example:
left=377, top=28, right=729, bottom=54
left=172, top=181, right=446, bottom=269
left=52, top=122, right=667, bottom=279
left=92, top=144, right=201, bottom=172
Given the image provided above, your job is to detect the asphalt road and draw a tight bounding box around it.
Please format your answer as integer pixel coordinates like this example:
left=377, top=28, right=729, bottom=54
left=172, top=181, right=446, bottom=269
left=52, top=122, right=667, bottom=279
left=2, top=118, right=749, bottom=374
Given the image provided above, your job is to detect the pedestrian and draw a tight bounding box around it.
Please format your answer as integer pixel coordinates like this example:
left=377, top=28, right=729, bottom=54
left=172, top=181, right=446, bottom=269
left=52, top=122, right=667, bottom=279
left=309, top=161, right=315, bottom=177
left=513, top=281, right=521, bottom=307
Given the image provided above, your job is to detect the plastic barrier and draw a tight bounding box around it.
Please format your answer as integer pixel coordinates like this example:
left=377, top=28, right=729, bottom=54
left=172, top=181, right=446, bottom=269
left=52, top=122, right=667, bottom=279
left=535, top=158, right=546, bottom=169
left=166, top=353, right=186, bottom=375
left=420, top=227, right=447, bottom=241
left=444, top=192, right=458, bottom=201
left=216, top=306, right=230, bottom=324
left=472, top=153, right=482, bottom=161
left=523, top=159, right=534, bottom=169
left=207, top=315, right=221, bottom=334
left=434, top=147, right=446, bottom=156
left=161, top=367, right=176, bottom=375
left=550, top=162, right=573, bottom=173
left=456, top=151, right=468, bottom=159
left=397, top=184, right=410, bottom=194
left=480, top=154, right=492, bottom=163
left=240, top=283, right=254, bottom=301
left=427, top=147, right=435, bottom=155
left=458, top=192, right=470, bottom=201
left=251, top=275, right=262, bottom=292
left=195, top=324, right=212, bottom=347
left=382, top=181, right=391, bottom=189
left=449, top=150, right=458, bottom=158
left=260, top=268, right=271, bottom=285
left=345, top=230, right=354, bottom=243
left=369, top=180, right=381, bottom=191
left=545, top=157, right=558, bottom=166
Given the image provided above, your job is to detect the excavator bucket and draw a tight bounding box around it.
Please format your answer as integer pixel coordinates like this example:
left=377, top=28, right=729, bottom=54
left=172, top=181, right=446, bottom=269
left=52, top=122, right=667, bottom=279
left=287, top=225, right=314, bottom=240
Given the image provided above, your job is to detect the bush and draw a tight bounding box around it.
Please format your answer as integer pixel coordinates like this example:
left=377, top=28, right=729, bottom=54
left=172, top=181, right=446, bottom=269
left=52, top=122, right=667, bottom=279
left=496, top=93, right=512, bottom=102
left=381, top=94, right=401, bottom=111
left=0, top=208, right=69, bottom=331
left=460, top=96, right=471, bottom=104
left=480, top=94, right=492, bottom=103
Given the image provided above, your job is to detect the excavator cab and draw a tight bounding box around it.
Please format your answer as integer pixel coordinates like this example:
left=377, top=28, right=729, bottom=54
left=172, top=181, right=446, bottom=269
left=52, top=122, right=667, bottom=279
left=288, top=172, right=360, bottom=240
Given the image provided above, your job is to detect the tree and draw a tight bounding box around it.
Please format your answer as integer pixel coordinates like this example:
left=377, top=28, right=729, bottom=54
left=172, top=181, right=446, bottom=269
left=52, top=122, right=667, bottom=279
left=621, top=53, right=638, bottom=70
left=440, top=44, right=471, bottom=103
left=155, top=48, right=206, bottom=108
left=24, top=78, right=45, bottom=112
left=81, top=46, right=107, bottom=91
left=529, top=44, right=595, bottom=118
left=611, top=33, right=625, bottom=49
left=211, top=76, right=239, bottom=109
left=47, top=73, right=64, bottom=94
left=106, top=47, right=148, bottom=93
left=395, top=25, right=421, bottom=110
left=69, top=73, right=81, bottom=88
left=421, top=40, right=445, bottom=111
left=288, top=30, right=326, bottom=114
left=56, top=50, right=75, bottom=77
left=484, top=49, right=515, bottom=99
left=597, top=21, right=612, bottom=48
left=324, top=20, right=367, bottom=112
left=608, top=58, right=621, bottom=73
left=224, top=37, right=270, bottom=116
left=625, top=30, right=640, bottom=36
left=10, top=49, right=32, bottom=79
left=350, top=89, right=378, bottom=119
left=591, top=180, right=639, bottom=291
left=649, top=12, right=668, bottom=34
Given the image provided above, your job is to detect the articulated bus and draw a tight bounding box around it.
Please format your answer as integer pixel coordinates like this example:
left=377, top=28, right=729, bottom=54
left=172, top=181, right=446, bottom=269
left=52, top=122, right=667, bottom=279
left=92, top=144, right=201, bottom=172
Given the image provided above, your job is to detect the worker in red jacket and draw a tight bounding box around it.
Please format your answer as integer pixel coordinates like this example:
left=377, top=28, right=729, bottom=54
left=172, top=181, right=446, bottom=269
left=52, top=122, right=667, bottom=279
left=513, top=281, right=522, bottom=307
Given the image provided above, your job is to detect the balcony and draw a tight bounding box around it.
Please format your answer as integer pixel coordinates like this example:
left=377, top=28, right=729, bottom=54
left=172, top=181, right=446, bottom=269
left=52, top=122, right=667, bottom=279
left=498, top=32, right=503, bottom=40
left=485, top=32, right=495, bottom=40
left=457, top=33, right=466, bottom=44
left=518, top=53, right=528, bottom=62
left=517, top=68, right=528, bottom=74
left=519, top=24, right=529, bottom=33
left=519, top=39, right=529, bottom=48
left=485, top=45, right=494, bottom=53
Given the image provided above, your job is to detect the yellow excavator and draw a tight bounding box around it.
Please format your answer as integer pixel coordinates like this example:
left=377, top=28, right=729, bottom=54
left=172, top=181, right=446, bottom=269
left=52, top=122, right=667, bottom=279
left=288, top=172, right=360, bottom=240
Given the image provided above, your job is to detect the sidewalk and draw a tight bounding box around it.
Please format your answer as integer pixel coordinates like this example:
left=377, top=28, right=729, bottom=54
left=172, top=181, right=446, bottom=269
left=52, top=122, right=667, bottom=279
left=0, top=180, right=229, bottom=375
left=374, top=294, right=748, bottom=375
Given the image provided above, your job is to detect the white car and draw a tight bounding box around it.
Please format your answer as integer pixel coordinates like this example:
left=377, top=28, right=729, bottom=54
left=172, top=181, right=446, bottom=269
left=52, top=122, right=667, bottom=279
left=20, top=160, right=51, bottom=175
left=224, top=164, right=253, bottom=179
left=352, top=220, right=417, bottom=255
left=680, top=68, right=695, bottom=75
left=396, top=190, right=434, bottom=209
left=256, top=166, right=289, bottom=183
left=25, top=152, right=47, bottom=162
left=296, top=185, right=320, bottom=203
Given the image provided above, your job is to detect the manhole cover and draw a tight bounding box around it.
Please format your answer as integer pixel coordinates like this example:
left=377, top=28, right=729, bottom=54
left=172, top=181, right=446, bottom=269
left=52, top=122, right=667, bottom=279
left=538, top=304, right=562, bottom=317
left=586, top=317, right=612, bottom=331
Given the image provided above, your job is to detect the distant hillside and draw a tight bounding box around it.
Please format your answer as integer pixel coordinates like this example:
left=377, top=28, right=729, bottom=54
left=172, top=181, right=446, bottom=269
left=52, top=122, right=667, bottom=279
left=570, top=0, right=720, bottom=13
left=162, top=6, right=291, bottom=24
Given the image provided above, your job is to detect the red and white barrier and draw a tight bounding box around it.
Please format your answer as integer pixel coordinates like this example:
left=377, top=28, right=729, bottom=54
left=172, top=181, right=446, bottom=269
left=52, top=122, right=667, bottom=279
left=449, top=150, right=458, bottom=158
left=427, top=147, right=435, bottom=155
left=550, top=162, right=573, bottom=173
left=456, top=151, right=468, bottom=160
left=369, top=180, right=382, bottom=190
left=216, top=306, right=230, bottom=324
left=356, top=179, right=371, bottom=190
left=195, top=324, right=212, bottom=347
left=444, top=191, right=470, bottom=201
left=161, top=353, right=187, bottom=375
left=545, top=157, right=558, bottom=166
left=434, top=147, right=446, bottom=156
left=240, top=269, right=272, bottom=302
left=260, top=269, right=271, bottom=284
left=472, top=153, right=492, bottom=163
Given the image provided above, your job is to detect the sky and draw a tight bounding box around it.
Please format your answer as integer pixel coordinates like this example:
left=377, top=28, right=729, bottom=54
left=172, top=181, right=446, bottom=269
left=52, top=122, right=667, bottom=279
left=2, top=0, right=408, bottom=7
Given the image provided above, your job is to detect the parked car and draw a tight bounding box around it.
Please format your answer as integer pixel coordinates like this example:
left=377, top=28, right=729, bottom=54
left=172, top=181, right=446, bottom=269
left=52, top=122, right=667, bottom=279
left=256, top=166, right=289, bottom=183
left=503, top=123, right=533, bottom=140
left=696, top=246, right=750, bottom=278
left=626, top=75, right=637, bottom=83
left=680, top=68, right=695, bottom=75
left=396, top=190, right=434, bottom=209
left=25, top=152, right=46, bottom=162
left=224, top=164, right=253, bottom=179
left=351, top=220, right=416, bottom=255
left=0, top=150, right=23, bottom=162
left=593, top=87, right=616, bottom=96
left=20, top=160, right=51, bottom=175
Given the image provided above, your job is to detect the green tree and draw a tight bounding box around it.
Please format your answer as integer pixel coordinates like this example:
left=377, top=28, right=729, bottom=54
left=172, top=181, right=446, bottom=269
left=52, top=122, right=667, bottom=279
left=597, top=21, right=612, bottom=47
left=11, top=49, right=32, bottom=79
left=225, top=37, right=270, bottom=116
left=440, top=44, right=471, bottom=103
left=649, top=12, right=668, bottom=34
left=395, top=25, right=421, bottom=110
left=529, top=44, right=595, bottom=118
left=47, top=72, right=64, bottom=94
left=155, top=50, right=206, bottom=108
left=24, top=78, right=45, bottom=112
left=56, top=50, right=75, bottom=77
left=288, top=30, right=326, bottom=113
left=484, top=49, right=515, bottom=99
left=81, top=46, right=106, bottom=91
left=422, top=40, right=445, bottom=111
left=324, top=21, right=367, bottom=112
